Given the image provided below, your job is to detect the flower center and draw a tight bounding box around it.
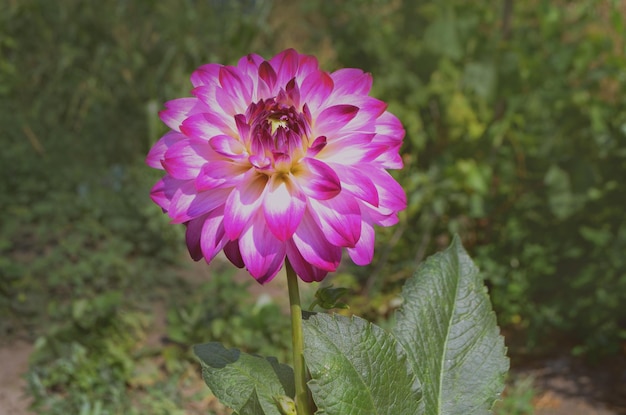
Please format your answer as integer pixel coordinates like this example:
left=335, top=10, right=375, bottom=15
left=244, top=95, right=315, bottom=173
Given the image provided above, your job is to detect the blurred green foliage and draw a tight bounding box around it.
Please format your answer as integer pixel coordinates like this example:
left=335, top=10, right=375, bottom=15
left=296, top=0, right=626, bottom=358
left=1, top=0, right=625, bottom=413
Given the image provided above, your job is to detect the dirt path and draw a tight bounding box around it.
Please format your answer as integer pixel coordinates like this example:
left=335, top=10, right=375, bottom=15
left=0, top=340, right=33, bottom=415
left=520, top=356, right=626, bottom=415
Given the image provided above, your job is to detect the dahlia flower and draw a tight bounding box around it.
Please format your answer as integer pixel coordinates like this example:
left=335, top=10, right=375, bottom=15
left=147, top=49, right=406, bottom=283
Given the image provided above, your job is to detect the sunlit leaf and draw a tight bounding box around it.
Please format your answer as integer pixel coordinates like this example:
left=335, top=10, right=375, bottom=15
left=394, top=235, right=509, bottom=415
left=194, top=342, right=294, bottom=415
left=303, top=313, right=422, bottom=415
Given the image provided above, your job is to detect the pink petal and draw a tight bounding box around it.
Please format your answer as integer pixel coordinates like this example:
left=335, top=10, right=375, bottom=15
left=224, top=240, right=244, bottom=268
left=314, top=105, right=359, bottom=136
left=347, top=219, right=375, bottom=266
left=369, top=168, right=407, bottom=215
left=361, top=203, right=400, bottom=227
left=237, top=54, right=267, bottom=99
left=237, top=53, right=265, bottom=73
left=258, top=61, right=277, bottom=93
left=180, top=112, right=235, bottom=141
left=286, top=240, right=329, bottom=282
left=150, top=177, right=174, bottom=211
left=318, top=133, right=377, bottom=165
left=185, top=214, right=206, bottom=261
left=168, top=182, right=230, bottom=224
left=270, top=49, right=300, bottom=90
left=223, top=173, right=267, bottom=239
left=263, top=176, right=306, bottom=241
left=218, top=66, right=252, bottom=111
left=159, top=98, right=197, bottom=132
left=162, top=139, right=211, bottom=180
left=297, top=158, right=341, bottom=200
left=200, top=206, right=228, bottom=262
left=196, top=160, right=249, bottom=191
left=239, top=213, right=286, bottom=284
left=348, top=96, right=387, bottom=129
left=295, top=54, right=320, bottom=82
left=326, top=163, right=379, bottom=206
left=306, top=135, right=327, bottom=157
left=308, top=194, right=361, bottom=248
left=330, top=68, right=372, bottom=95
left=323, top=95, right=387, bottom=132
left=292, top=211, right=341, bottom=272
left=372, top=112, right=405, bottom=169
left=190, top=63, right=221, bottom=87
left=209, top=134, right=246, bottom=158
left=191, top=84, right=222, bottom=116
left=375, top=112, right=405, bottom=145
left=146, top=131, right=185, bottom=169
left=216, top=86, right=244, bottom=117
left=300, top=70, right=334, bottom=113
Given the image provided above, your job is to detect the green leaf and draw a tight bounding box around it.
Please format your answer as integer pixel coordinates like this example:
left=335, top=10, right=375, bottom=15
left=310, top=285, right=351, bottom=310
left=394, top=235, right=509, bottom=415
left=193, top=342, right=294, bottom=415
left=303, top=313, right=422, bottom=415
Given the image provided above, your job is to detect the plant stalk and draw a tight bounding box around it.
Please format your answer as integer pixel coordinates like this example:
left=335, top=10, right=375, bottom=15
left=286, top=260, right=312, bottom=415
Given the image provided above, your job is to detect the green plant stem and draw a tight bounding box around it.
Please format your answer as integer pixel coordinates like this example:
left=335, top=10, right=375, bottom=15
left=286, top=260, right=312, bottom=415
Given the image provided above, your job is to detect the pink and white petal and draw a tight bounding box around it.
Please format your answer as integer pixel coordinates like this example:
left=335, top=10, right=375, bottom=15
left=150, top=177, right=176, bottom=211
left=196, top=160, right=249, bottom=191
left=159, top=98, right=197, bottom=132
left=218, top=66, right=252, bottom=111
left=330, top=68, right=372, bottom=96
left=239, top=216, right=286, bottom=284
left=181, top=112, right=235, bottom=141
left=371, top=112, right=405, bottom=169
left=168, top=182, right=230, bottom=224
left=223, top=173, right=267, bottom=239
left=326, top=163, right=379, bottom=206
left=300, top=70, right=334, bottom=114
left=191, top=84, right=237, bottom=124
left=347, top=96, right=387, bottom=130
left=270, top=49, right=300, bottom=92
left=296, top=158, right=341, bottom=200
left=347, top=219, right=375, bottom=266
left=190, top=63, right=221, bottom=87
left=257, top=61, right=277, bottom=97
left=146, top=131, right=185, bottom=169
left=372, top=143, right=404, bottom=170
left=369, top=169, right=407, bottom=214
left=215, top=85, right=247, bottom=117
left=237, top=53, right=264, bottom=73
left=208, top=134, right=246, bottom=158
left=323, top=95, right=387, bottom=132
left=308, top=195, right=361, bottom=248
left=292, top=211, right=341, bottom=272
left=237, top=54, right=266, bottom=100
left=185, top=214, right=207, bottom=261
left=200, top=206, right=228, bottom=262
left=360, top=203, right=400, bottom=226
left=294, top=54, right=320, bottom=83
left=263, top=176, right=306, bottom=241
left=286, top=240, right=329, bottom=283
left=317, top=133, right=376, bottom=165
left=163, top=139, right=211, bottom=180
left=375, top=111, right=405, bottom=145
left=314, top=104, right=359, bottom=137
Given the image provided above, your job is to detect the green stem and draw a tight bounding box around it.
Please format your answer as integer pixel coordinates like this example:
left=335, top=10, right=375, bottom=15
left=286, top=260, right=312, bottom=415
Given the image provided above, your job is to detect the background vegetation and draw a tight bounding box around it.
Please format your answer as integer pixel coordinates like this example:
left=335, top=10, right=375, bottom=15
left=1, top=0, right=624, bottom=414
